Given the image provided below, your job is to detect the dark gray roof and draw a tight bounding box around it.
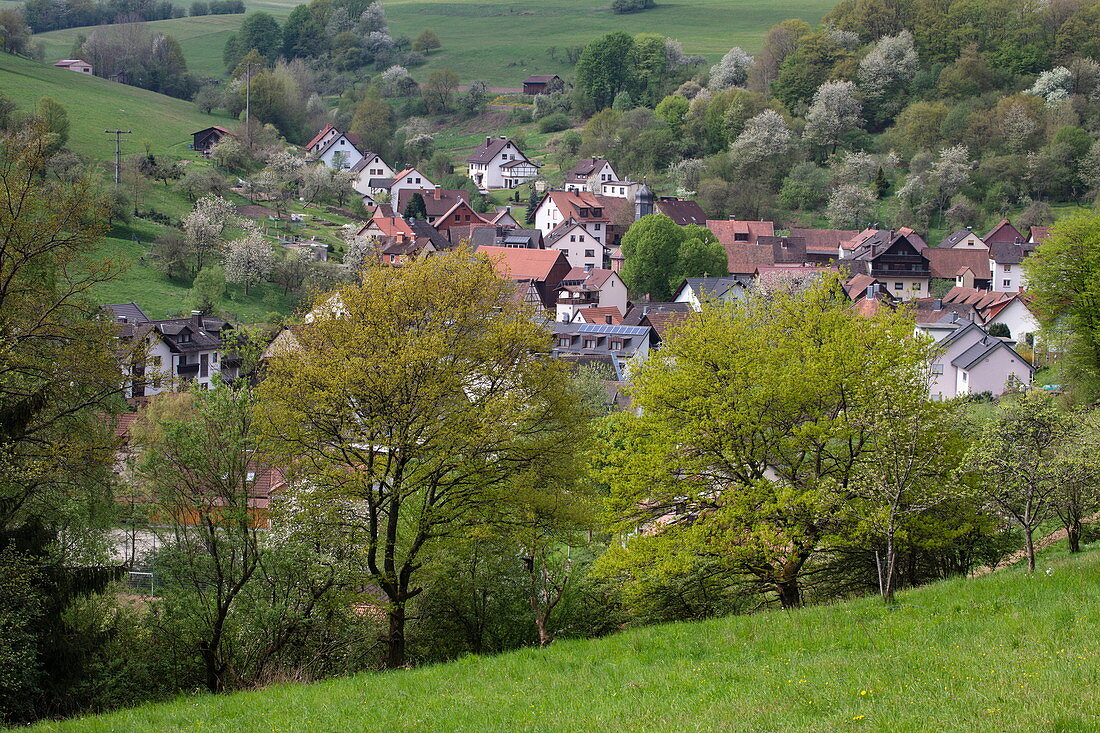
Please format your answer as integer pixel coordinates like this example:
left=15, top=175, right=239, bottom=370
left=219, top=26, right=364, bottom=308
left=407, top=219, right=450, bottom=250
left=622, top=302, right=691, bottom=326
left=939, top=229, right=980, bottom=247
left=103, top=302, right=150, bottom=325
left=949, top=335, right=1030, bottom=371
left=679, top=277, right=742, bottom=299
left=988, top=241, right=1034, bottom=265
left=349, top=153, right=381, bottom=173
left=551, top=322, right=651, bottom=359
left=469, top=226, right=542, bottom=249
left=467, top=137, right=529, bottom=165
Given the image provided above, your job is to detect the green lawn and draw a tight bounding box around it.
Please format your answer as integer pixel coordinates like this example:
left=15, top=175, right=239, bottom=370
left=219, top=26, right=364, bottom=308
left=36, top=542, right=1100, bottom=731
left=34, top=0, right=836, bottom=87
left=0, top=51, right=231, bottom=159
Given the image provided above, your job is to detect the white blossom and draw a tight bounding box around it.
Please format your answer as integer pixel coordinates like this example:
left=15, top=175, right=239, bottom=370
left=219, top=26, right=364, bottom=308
left=804, top=80, right=863, bottom=150
left=708, top=47, right=754, bottom=90
left=859, top=30, right=919, bottom=99
left=224, top=229, right=275, bottom=292
left=730, top=109, right=792, bottom=164
left=1027, top=66, right=1073, bottom=105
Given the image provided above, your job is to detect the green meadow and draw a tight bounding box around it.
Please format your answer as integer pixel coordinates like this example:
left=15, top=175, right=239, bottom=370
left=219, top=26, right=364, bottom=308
left=36, top=542, right=1100, bottom=732
left=0, top=51, right=231, bottom=158
left=35, top=0, right=837, bottom=87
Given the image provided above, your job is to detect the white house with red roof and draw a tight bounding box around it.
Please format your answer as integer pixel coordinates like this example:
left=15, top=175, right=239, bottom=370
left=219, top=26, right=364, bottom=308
left=466, top=136, right=540, bottom=190
left=564, top=157, right=618, bottom=192
left=474, top=245, right=572, bottom=309
left=54, top=59, right=92, bottom=74
left=534, top=190, right=630, bottom=247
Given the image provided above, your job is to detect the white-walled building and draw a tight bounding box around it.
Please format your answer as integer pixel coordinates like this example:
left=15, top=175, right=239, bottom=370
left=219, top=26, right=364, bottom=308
left=918, top=317, right=1033, bottom=400
left=564, top=157, right=618, bottom=192
left=350, top=154, right=395, bottom=197
left=554, top=268, right=629, bottom=323
left=466, top=137, right=540, bottom=190
left=545, top=219, right=605, bottom=270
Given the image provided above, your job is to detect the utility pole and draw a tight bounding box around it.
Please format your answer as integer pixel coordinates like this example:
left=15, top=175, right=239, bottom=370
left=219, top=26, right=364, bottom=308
left=243, top=62, right=260, bottom=149
left=104, top=129, right=132, bottom=186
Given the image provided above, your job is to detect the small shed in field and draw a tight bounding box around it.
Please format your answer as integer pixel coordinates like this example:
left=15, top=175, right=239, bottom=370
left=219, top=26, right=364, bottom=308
left=192, top=126, right=235, bottom=153
left=523, top=74, right=562, bottom=95
left=53, top=59, right=93, bottom=74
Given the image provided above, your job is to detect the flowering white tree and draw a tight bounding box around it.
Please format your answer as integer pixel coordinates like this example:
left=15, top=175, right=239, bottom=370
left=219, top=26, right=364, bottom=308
left=858, top=30, right=919, bottom=99
left=804, top=80, right=863, bottom=152
left=730, top=109, right=792, bottom=165
left=708, top=47, right=753, bottom=90
left=184, top=195, right=239, bottom=273
left=379, top=65, right=417, bottom=96
left=343, top=235, right=379, bottom=272
left=1027, top=66, right=1073, bottom=105
left=826, top=183, right=877, bottom=229
left=224, top=228, right=275, bottom=294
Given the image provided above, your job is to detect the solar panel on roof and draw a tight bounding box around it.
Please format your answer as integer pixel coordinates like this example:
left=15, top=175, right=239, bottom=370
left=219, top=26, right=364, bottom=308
left=503, top=236, right=529, bottom=245
left=576, top=324, right=649, bottom=335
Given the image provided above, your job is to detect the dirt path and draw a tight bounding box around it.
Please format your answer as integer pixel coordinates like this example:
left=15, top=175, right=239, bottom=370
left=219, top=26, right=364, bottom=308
left=969, top=511, right=1100, bottom=577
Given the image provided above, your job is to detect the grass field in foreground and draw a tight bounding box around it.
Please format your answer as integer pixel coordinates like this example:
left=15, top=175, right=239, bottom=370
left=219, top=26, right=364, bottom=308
left=38, top=543, right=1100, bottom=732
left=35, top=0, right=836, bottom=87
left=0, top=51, right=232, bottom=159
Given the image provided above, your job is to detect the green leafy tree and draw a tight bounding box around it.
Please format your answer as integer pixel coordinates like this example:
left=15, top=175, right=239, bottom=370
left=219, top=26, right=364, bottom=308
left=350, top=89, right=395, bottom=158
left=402, top=191, right=427, bottom=220
left=675, top=225, right=727, bottom=285
left=34, top=96, right=69, bottom=155
left=256, top=248, right=587, bottom=669
left=235, top=11, right=281, bottom=62
left=281, top=5, right=326, bottom=59
left=413, top=29, right=441, bottom=52
left=1025, top=211, right=1100, bottom=400
left=619, top=214, right=682, bottom=300
left=965, top=391, right=1070, bottom=573
left=573, top=31, right=637, bottom=115
left=597, top=275, right=934, bottom=608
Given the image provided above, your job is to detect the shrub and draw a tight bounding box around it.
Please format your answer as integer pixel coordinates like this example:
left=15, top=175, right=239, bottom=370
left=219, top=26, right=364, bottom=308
left=538, top=113, right=571, bottom=133
left=611, top=0, right=654, bottom=13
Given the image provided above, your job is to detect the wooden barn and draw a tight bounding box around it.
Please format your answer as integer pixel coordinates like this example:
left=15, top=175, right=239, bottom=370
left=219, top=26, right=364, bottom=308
left=522, top=74, right=562, bottom=95
left=192, top=126, right=235, bottom=154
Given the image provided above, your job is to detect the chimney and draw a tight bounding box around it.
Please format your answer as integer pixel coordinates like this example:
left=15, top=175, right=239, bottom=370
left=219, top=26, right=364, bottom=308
left=934, top=298, right=943, bottom=310
left=866, top=284, right=876, bottom=301
left=485, top=137, right=491, bottom=146
left=190, top=310, right=203, bottom=328
left=966, top=226, right=972, bottom=231
left=433, top=188, right=441, bottom=200
left=117, top=315, right=127, bottom=324
left=605, top=315, right=613, bottom=324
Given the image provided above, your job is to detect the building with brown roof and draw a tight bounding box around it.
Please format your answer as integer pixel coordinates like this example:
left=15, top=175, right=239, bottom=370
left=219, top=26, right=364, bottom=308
left=788, top=227, right=857, bottom=261
left=655, top=198, right=707, bottom=226
left=984, top=219, right=1026, bottom=244
left=840, top=229, right=930, bottom=301
left=706, top=219, right=776, bottom=246
left=476, top=245, right=572, bottom=308
left=722, top=235, right=810, bottom=276
left=523, top=74, right=563, bottom=94
left=534, top=190, right=631, bottom=247
left=924, top=247, right=992, bottom=285
left=564, top=157, right=618, bottom=191
left=555, top=267, right=629, bottom=322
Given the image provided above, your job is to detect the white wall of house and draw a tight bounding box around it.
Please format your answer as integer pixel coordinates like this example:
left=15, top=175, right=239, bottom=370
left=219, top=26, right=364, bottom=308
left=548, top=223, right=602, bottom=270
left=950, top=233, right=988, bottom=249
left=389, top=169, right=436, bottom=202
left=987, top=298, right=1039, bottom=341
left=469, top=141, right=534, bottom=190
left=317, top=136, right=364, bottom=170
left=924, top=324, right=1031, bottom=400
left=351, top=156, right=395, bottom=196
left=535, top=199, right=563, bottom=235
left=885, top=277, right=929, bottom=301
left=598, top=272, right=628, bottom=313
left=990, top=259, right=1027, bottom=292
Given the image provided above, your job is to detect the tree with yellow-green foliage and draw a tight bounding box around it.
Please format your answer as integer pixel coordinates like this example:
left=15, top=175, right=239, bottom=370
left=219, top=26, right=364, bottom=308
left=595, top=274, right=942, bottom=609
left=256, top=247, right=589, bottom=669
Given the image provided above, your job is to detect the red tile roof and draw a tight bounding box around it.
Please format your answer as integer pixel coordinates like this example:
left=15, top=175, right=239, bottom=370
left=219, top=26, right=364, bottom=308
left=706, top=219, right=775, bottom=246
left=305, top=124, right=336, bottom=151
left=789, top=228, right=857, bottom=254
left=924, top=248, right=992, bottom=280
left=477, top=246, right=568, bottom=282
left=574, top=307, right=624, bottom=325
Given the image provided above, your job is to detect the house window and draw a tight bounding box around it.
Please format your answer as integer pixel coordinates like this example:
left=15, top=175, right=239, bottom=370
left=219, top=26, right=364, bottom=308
left=894, top=282, right=903, bottom=290
left=1003, top=264, right=1011, bottom=272
left=583, top=338, right=597, bottom=348
left=610, top=339, right=623, bottom=350
left=932, top=364, right=944, bottom=374
left=962, top=372, right=968, bottom=382
left=1003, top=279, right=1011, bottom=288
left=570, top=235, right=576, bottom=242
left=585, top=249, right=595, bottom=257
left=558, top=337, right=570, bottom=347
left=594, top=223, right=601, bottom=230
left=911, top=282, right=920, bottom=290
left=734, top=233, right=749, bottom=242
left=150, top=355, right=161, bottom=367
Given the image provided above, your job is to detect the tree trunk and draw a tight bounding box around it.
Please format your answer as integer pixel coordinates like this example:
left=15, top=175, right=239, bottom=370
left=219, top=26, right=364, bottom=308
left=1024, top=528, right=1036, bottom=573
left=882, top=539, right=898, bottom=606
left=384, top=600, right=406, bottom=669
left=1067, top=522, right=1081, bottom=553
left=775, top=577, right=801, bottom=609
left=534, top=613, right=552, bottom=647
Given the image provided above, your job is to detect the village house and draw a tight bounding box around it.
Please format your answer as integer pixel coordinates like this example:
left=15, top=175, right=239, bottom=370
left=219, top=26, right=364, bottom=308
left=554, top=267, right=629, bottom=323
left=939, top=227, right=989, bottom=250
left=546, top=218, right=606, bottom=271
left=706, top=219, right=776, bottom=246
left=551, top=323, right=653, bottom=380
left=941, top=287, right=1039, bottom=341
left=924, top=246, right=992, bottom=289
left=369, top=167, right=438, bottom=204
left=476, top=245, right=572, bottom=309
left=672, top=277, right=746, bottom=310
left=918, top=316, right=1033, bottom=400
left=564, top=157, right=619, bottom=192
left=306, top=125, right=366, bottom=170
left=654, top=198, right=707, bottom=226
left=723, top=235, right=813, bottom=277
left=571, top=306, right=625, bottom=325
left=53, top=59, right=92, bottom=74
left=841, top=229, right=931, bottom=301
left=522, top=74, right=563, bottom=95
left=394, top=188, right=487, bottom=229
left=788, top=228, right=856, bottom=264
left=103, top=303, right=239, bottom=398
left=466, top=137, right=540, bottom=190
left=534, top=190, right=630, bottom=247
left=466, top=225, right=543, bottom=249
left=349, top=154, right=395, bottom=197
left=191, top=126, right=234, bottom=154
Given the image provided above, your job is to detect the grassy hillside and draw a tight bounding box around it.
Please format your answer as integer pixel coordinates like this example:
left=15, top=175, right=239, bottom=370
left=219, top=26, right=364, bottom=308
left=35, top=0, right=837, bottom=87
left=0, top=51, right=231, bottom=159
left=38, top=544, right=1100, bottom=731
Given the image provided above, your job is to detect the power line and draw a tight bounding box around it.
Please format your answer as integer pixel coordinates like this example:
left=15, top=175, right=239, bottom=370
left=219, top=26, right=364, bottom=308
left=104, top=129, right=132, bottom=186
left=242, top=63, right=261, bottom=149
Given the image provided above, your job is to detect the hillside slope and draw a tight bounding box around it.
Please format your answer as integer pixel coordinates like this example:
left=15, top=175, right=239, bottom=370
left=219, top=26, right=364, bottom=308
left=0, top=52, right=232, bottom=159
left=39, top=547, right=1100, bottom=731
left=34, top=0, right=837, bottom=87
